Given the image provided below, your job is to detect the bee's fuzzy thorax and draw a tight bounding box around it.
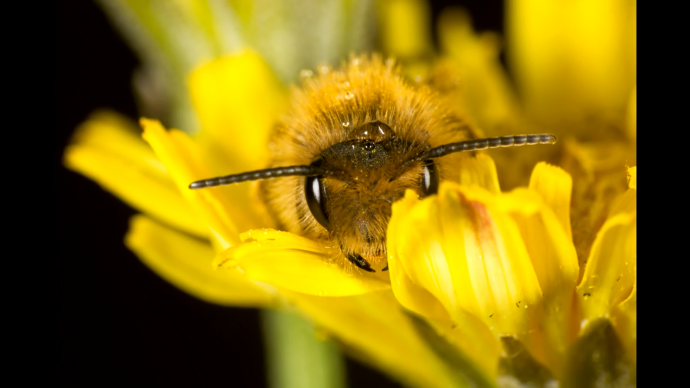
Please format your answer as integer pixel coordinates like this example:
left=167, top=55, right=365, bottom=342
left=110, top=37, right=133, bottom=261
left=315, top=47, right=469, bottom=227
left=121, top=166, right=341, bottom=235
left=259, top=54, right=476, bottom=271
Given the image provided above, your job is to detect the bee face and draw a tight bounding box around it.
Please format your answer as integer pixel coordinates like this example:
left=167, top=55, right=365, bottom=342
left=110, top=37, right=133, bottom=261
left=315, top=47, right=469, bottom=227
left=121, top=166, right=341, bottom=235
left=303, top=121, right=440, bottom=270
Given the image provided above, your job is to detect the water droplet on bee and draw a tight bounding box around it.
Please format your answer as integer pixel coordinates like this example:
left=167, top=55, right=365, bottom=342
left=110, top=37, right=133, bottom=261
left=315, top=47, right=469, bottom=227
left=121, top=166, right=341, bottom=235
left=299, top=69, right=313, bottom=79
left=342, top=121, right=350, bottom=127
left=344, top=92, right=354, bottom=100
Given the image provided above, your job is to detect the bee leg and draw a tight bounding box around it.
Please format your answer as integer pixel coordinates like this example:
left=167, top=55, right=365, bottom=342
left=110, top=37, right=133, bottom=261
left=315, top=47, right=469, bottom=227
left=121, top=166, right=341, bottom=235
left=382, top=263, right=388, bottom=271
left=346, top=253, right=375, bottom=272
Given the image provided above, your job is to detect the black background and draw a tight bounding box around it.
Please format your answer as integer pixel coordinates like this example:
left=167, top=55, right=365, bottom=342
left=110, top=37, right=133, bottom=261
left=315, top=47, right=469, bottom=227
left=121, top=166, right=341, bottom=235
left=56, top=1, right=504, bottom=386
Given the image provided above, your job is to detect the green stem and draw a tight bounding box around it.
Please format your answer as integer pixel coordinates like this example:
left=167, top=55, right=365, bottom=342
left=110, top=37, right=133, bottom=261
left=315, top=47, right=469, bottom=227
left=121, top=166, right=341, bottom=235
left=261, top=309, right=346, bottom=388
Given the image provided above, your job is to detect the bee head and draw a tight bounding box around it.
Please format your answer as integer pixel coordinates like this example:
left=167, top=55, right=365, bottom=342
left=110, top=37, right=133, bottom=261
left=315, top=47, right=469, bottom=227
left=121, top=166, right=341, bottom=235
left=188, top=122, right=556, bottom=272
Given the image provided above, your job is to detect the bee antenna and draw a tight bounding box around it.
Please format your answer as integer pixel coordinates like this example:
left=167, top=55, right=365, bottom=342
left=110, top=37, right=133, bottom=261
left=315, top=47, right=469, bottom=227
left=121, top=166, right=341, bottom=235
left=189, top=165, right=334, bottom=189
left=415, top=134, right=557, bottom=161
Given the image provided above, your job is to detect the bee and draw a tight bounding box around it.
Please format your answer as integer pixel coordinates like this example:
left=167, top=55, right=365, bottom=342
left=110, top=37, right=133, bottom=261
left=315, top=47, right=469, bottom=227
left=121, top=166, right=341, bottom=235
left=189, top=55, right=556, bottom=273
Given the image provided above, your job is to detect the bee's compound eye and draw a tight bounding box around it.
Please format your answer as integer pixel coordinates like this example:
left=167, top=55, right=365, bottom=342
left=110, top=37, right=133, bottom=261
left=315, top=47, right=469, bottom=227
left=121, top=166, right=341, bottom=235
left=421, top=160, right=439, bottom=196
left=305, top=176, right=329, bottom=229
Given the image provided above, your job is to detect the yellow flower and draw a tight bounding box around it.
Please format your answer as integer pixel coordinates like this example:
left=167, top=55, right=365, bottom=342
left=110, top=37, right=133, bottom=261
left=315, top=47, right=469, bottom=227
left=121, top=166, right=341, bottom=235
left=388, top=159, right=636, bottom=384
left=65, top=0, right=636, bottom=386
left=66, top=50, right=472, bottom=388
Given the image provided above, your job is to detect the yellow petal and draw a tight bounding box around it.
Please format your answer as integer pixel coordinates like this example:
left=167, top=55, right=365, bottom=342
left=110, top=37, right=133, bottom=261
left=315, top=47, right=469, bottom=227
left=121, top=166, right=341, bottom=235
left=390, top=182, right=543, bottom=339
left=626, top=87, right=637, bottom=142
left=529, top=162, right=573, bottom=241
left=458, top=153, right=501, bottom=194
left=446, top=185, right=543, bottom=336
left=388, top=260, right=453, bottom=322
left=493, top=188, right=579, bottom=295
left=64, top=111, right=206, bottom=237
left=500, top=188, right=578, bottom=377
left=425, top=313, right=501, bottom=381
left=390, top=191, right=461, bottom=317
left=437, top=7, right=521, bottom=129
left=577, top=182, right=636, bottom=326
left=506, top=0, right=637, bottom=122
left=125, top=215, right=272, bottom=307
left=611, top=282, right=636, bottom=364
left=388, top=191, right=452, bottom=321
left=215, top=229, right=390, bottom=296
left=140, top=118, right=255, bottom=249
left=284, top=290, right=493, bottom=388
left=388, top=191, right=501, bottom=377
left=377, top=0, right=432, bottom=59
left=627, top=166, right=637, bottom=190
left=188, top=51, right=287, bottom=172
